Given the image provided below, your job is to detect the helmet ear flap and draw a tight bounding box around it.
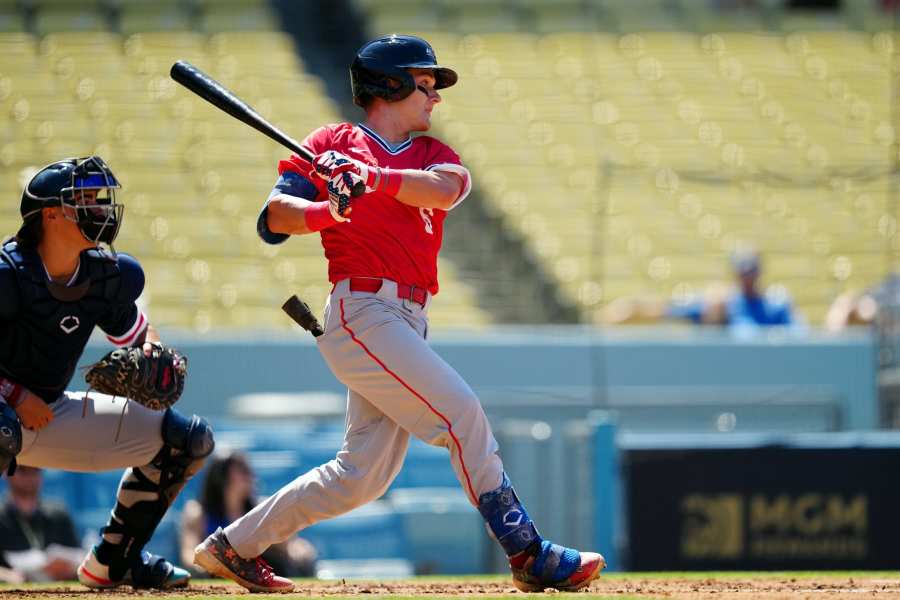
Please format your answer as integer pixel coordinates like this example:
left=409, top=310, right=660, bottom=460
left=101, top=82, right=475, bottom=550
left=351, top=61, right=416, bottom=105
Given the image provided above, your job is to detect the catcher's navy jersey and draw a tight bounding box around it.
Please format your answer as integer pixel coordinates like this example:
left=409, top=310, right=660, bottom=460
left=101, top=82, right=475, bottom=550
left=0, top=240, right=146, bottom=403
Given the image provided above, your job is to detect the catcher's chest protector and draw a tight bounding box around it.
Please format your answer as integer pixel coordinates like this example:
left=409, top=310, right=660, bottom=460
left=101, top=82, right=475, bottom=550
left=0, top=240, right=122, bottom=401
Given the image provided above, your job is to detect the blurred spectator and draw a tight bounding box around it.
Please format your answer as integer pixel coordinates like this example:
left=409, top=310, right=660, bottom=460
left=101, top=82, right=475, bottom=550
left=669, top=249, right=797, bottom=329
left=825, top=274, right=900, bottom=332
left=606, top=249, right=800, bottom=331
left=0, top=466, right=82, bottom=583
left=180, top=452, right=317, bottom=578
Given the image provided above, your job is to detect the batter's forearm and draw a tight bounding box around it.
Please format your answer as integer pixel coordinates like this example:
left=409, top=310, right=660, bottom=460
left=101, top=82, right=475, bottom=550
left=392, top=170, right=463, bottom=210
left=266, top=194, right=317, bottom=236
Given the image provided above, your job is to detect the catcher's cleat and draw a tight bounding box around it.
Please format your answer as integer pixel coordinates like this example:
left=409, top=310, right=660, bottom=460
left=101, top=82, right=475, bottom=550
left=194, top=527, right=295, bottom=593
left=509, top=540, right=605, bottom=593
left=78, top=547, right=191, bottom=590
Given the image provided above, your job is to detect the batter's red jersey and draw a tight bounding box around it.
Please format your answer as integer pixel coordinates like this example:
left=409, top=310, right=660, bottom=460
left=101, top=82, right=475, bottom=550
left=278, top=123, right=472, bottom=296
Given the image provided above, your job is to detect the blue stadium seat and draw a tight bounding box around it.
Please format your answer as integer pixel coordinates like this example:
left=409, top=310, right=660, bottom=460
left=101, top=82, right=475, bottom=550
left=301, top=502, right=410, bottom=561
left=144, top=512, right=180, bottom=560
left=392, top=438, right=459, bottom=489
left=389, top=487, right=485, bottom=574
left=245, top=450, right=302, bottom=498
left=77, top=470, right=125, bottom=512
left=40, top=469, right=82, bottom=511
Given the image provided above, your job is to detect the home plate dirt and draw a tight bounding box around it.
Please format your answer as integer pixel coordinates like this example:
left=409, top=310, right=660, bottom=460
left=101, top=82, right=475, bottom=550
left=2, top=576, right=900, bottom=599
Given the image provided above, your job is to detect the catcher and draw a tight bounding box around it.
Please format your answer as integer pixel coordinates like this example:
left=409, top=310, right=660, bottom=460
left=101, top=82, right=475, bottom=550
left=0, top=156, right=214, bottom=590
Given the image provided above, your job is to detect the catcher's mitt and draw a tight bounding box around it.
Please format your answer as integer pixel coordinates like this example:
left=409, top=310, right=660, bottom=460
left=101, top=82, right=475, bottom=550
left=85, top=343, right=187, bottom=410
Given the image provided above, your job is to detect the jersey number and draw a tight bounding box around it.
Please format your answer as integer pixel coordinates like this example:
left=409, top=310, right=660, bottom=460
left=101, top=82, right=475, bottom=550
left=420, top=208, right=434, bottom=235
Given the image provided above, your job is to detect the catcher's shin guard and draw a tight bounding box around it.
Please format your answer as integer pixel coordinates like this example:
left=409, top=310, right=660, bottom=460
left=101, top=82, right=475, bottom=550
left=95, top=409, right=214, bottom=579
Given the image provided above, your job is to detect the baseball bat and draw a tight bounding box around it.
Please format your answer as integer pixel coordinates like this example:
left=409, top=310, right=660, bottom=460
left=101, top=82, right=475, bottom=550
left=169, top=60, right=363, bottom=197
left=282, top=295, right=324, bottom=338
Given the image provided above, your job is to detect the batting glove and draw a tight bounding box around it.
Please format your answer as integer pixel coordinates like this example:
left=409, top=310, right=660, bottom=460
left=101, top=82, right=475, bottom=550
left=311, top=150, right=402, bottom=197
left=312, top=151, right=372, bottom=191
left=324, top=169, right=360, bottom=221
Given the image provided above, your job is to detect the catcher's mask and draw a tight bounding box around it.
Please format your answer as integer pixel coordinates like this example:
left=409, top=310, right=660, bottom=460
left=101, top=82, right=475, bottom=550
left=20, top=156, right=124, bottom=247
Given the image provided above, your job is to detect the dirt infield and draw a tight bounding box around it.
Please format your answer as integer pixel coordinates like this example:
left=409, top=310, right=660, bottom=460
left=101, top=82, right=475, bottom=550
left=2, top=575, right=900, bottom=599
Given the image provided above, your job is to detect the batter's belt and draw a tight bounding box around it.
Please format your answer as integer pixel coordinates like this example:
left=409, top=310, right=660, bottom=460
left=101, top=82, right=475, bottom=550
left=348, top=277, right=428, bottom=308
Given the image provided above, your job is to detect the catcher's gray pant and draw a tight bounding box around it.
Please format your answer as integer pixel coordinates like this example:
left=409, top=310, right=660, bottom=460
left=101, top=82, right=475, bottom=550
left=225, top=278, right=504, bottom=558
left=17, top=391, right=164, bottom=470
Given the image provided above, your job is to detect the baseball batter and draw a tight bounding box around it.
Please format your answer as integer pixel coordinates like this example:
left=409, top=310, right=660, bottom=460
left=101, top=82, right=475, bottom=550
left=194, top=35, right=604, bottom=593
left=0, top=156, right=214, bottom=589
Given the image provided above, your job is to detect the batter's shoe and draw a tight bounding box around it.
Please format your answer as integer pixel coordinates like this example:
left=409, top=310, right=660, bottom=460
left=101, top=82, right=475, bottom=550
left=194, top=527, right=295, bottom=593
left=509, top=540, right=605, bottom=592
left=78, top=547, right=191, bottom=590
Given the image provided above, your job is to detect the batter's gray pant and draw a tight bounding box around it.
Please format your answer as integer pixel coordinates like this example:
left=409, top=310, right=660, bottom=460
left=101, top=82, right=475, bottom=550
left=225, top=278, right=504, bottom=558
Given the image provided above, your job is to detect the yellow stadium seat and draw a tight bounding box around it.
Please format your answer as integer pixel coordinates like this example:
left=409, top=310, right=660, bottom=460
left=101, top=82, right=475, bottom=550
left=357, top=0, right=443, bottom=35
left=118, top=0, right=192, bottom=36
left=197, top=0, right=277, bottom=33
left=33, top=8, right=108, bottom=36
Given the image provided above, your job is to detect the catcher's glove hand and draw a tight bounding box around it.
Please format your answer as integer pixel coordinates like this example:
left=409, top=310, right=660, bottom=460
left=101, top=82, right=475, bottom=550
left=84, top=343, right=187, bottom=410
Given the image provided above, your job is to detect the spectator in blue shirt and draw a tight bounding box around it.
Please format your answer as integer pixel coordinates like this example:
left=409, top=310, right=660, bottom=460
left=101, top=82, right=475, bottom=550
left=669, top=249, right=797, bottom=329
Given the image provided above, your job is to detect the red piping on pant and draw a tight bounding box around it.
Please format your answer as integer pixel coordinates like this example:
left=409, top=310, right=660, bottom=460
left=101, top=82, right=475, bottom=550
left=339, top=298, right=478, bottom=504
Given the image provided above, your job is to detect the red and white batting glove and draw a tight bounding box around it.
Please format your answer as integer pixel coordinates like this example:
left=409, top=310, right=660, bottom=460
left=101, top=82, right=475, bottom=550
left=311, top=150, right=402, bottom=197
left=323, top=170, right=356, bottom=222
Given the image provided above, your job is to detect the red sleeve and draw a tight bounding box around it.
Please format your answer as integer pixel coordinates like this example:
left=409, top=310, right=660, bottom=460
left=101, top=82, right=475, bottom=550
left=423, top=139, right=472, bottom=209
left=276, top=125, right=335, bottom=198
left=424, top=138, right=463, bottom=168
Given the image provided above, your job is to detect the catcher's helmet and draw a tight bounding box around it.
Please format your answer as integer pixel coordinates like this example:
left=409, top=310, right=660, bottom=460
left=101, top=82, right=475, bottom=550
left=20, top=156, right=123, bottom=245
left=350, top=34, right=457, bottom=107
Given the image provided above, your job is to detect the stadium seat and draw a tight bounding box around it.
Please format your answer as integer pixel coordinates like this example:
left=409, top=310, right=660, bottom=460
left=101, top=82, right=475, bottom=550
left=33, top=8, right=108, bottom=36
left=301, top=501, right=411, bottom=561
left=389, top=487, right=485, bottom=574
left=357, top=0, right=444, bottom=35
left=117, top=0, right=193, bottom=35
left=196, top=0, right=278, bottom=33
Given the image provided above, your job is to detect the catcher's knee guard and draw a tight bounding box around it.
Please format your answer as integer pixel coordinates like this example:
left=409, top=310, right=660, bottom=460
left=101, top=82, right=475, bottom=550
left=0, top=402, right=22, bottom=477
left=477, top=473, right=541, bottom=556
left=154, top=409, right=215, bottom=502
left=96, top=409, right=214, bottom=579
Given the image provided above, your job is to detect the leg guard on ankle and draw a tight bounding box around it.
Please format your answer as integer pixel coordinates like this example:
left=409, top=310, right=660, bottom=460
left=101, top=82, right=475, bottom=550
left=477, top=473, right=541, bottom=556
left=97, top=409, right=214, bottom=579
left=532, top=540, right=581, bottom=582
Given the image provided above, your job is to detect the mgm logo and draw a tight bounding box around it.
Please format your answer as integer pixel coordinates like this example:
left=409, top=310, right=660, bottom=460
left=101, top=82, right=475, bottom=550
left=681, top=493, right=868, bottom=561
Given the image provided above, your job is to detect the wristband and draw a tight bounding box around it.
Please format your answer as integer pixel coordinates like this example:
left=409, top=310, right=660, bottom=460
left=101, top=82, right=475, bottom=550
left=367, top=167, right=402, bottom=197
left=304, top=201, right=340, bottom=232
left=0, top=377, right=23, bottom=408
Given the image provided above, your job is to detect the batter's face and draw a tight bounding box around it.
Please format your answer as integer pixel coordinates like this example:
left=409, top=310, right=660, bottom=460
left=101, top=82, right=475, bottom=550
left=395, top=69, right=441, bottom=132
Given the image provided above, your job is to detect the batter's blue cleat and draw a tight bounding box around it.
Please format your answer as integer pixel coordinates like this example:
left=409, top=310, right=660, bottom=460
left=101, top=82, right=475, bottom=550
left=509, top=540, right=605, bottom=592
left=78, top=547, right=191, bottom=590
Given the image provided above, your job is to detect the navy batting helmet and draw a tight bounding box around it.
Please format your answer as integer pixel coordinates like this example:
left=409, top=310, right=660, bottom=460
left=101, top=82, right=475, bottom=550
left=19, top=156, right=123, bottom=245
left=350, top=34, right=457, bottom=107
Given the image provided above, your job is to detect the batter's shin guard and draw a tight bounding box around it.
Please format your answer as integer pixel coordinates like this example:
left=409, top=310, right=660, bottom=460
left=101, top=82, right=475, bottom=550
left=477, top=473, right=541, bottom=557
left=478, top=474, right=605, bottom=592
left=96, top=409, right=214, bottom=579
